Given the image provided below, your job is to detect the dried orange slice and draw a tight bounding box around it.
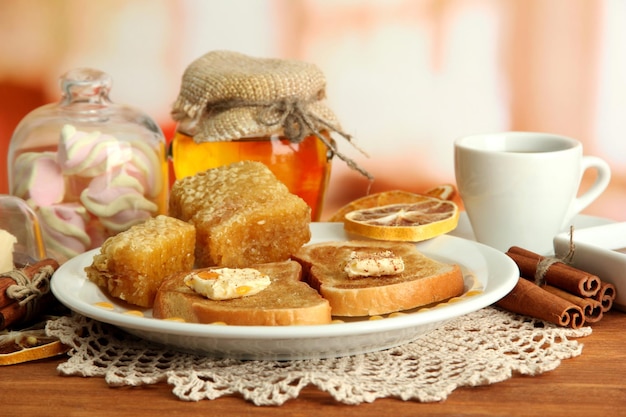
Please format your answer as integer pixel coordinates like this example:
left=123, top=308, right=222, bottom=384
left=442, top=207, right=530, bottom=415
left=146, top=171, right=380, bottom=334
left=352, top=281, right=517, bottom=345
left=328, top=186, right=456, bottom=223
left=0, top=319, right=69, bottom=366
left=343, top=197, right=459, bottom=242
left=423, top=184, right=456, bottom=201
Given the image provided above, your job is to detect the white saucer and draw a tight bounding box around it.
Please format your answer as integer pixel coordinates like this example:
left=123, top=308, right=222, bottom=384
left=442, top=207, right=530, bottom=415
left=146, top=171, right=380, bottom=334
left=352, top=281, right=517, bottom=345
left=450, top=213, right=614, bottom=254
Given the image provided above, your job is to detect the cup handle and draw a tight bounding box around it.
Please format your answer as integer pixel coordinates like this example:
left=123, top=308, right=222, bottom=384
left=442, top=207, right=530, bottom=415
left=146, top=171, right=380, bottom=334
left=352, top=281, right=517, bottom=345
left=564, top=156, right=611, bottom=227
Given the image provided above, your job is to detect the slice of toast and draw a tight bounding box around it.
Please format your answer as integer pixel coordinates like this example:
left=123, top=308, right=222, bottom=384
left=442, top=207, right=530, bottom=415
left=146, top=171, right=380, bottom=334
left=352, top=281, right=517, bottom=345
left=292, top=240, right=465, bottom=316
left=153, top=260, right=332, bottom=326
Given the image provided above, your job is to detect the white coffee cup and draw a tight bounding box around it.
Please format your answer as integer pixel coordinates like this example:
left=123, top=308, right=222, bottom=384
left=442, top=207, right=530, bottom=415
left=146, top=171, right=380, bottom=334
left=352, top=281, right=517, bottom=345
left=454, top=132, right=611, bottom=254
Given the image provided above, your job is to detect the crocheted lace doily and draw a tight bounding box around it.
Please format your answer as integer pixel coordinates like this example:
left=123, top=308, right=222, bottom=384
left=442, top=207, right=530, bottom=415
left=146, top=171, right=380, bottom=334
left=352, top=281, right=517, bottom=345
left=46, top=307, right=591, bottom=406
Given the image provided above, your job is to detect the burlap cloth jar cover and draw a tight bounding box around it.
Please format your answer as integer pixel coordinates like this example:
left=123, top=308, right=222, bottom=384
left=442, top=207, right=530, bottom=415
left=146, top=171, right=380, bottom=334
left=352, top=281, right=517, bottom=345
left=171, top=50, right=370, bottom=178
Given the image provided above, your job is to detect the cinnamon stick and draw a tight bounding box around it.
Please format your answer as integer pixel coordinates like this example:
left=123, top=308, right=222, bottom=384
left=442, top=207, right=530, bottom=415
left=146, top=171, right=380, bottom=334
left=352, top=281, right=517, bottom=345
left=0, top=277, right=16, bottom=309
left=0, top=259, right=59, bottom=330
left=542, top=285, right=603, bottom=323
left=592, top=282, right=617, bottom=313
left=0, top=301, right=24, bottom=330
left=496, top=277, right=585, bottom=329
left=506, top=246, right=601, bottom=297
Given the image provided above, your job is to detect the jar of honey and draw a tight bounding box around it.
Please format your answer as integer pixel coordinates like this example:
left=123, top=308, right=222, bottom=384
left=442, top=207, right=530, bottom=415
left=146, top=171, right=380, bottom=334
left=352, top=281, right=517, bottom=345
left=7, top=68, right=168, bottom=262
left=170, top=51, right=370, bottom=221
left=171, top=131, right=333, bottom=221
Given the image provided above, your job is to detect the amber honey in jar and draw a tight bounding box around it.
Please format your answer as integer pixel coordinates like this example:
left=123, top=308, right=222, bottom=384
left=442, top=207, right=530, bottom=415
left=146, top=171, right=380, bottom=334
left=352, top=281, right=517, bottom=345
left=171, top=130, right=332, bottom=220
left=171, top=51, right=370, bottom=222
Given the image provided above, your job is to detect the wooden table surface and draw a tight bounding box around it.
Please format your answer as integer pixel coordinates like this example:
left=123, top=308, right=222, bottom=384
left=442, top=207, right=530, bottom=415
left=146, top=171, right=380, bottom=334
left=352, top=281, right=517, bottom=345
left=4, top=310, right=625, bottom=417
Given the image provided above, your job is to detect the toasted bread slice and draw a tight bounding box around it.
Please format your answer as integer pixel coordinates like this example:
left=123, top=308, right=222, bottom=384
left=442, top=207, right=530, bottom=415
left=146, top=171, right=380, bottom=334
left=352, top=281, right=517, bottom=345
left=153, top=260, right=332, bottom=326
left=292, top=241, right=465, bottom=316
left=85, top=215, right=196, bottom=308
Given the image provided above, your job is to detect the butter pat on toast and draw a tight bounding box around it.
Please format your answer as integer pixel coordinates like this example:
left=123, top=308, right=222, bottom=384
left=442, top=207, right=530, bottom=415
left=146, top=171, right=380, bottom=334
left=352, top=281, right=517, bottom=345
left=292, top=241, right=465, bottom=316
left=153, top=260, right=332, bottom=326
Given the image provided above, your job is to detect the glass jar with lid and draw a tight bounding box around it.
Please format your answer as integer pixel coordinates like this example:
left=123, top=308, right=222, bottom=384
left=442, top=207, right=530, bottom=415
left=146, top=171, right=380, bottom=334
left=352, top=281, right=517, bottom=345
left=7, top=68, right=168, bottom=263
left=169, top=51, right=371, bottom=221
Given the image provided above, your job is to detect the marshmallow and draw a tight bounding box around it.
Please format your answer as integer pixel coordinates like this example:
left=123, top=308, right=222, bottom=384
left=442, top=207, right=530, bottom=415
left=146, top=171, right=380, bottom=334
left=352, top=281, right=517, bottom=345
left=11, top=152, right=65, bottom=207
left=58, top=124, right=133, bottom=177
left=80, top=169, right=158, bottom=233
left=11, top=124, right=164, bottom=261
left=38, top=203, right=91, bottom=261
left=124, top=139, right=164, bottom=199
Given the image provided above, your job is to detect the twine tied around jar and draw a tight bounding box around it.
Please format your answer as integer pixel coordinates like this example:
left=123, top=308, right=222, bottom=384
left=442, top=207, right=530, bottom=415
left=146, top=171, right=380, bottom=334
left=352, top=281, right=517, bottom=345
left=210, top=97, right=373, bottom=180
left=171, top=50, right=373, bottom=180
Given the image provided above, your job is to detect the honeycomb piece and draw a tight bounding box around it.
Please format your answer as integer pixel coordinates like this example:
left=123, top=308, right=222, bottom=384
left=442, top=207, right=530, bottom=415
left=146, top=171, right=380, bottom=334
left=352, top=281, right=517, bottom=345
left=169, top=161, right=311, bottom=268
left=85, top=215, right=196, bottom=307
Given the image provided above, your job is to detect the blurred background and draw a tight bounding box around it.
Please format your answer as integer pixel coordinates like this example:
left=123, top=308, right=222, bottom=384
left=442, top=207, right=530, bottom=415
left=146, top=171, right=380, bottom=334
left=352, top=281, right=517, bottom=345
left=0, top=0, right=624, bottom=221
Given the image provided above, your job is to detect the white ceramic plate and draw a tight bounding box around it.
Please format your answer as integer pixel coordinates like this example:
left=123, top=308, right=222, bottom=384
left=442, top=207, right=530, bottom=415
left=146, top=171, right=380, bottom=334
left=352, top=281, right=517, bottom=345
left=51, top=223, right=518, bottom=360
